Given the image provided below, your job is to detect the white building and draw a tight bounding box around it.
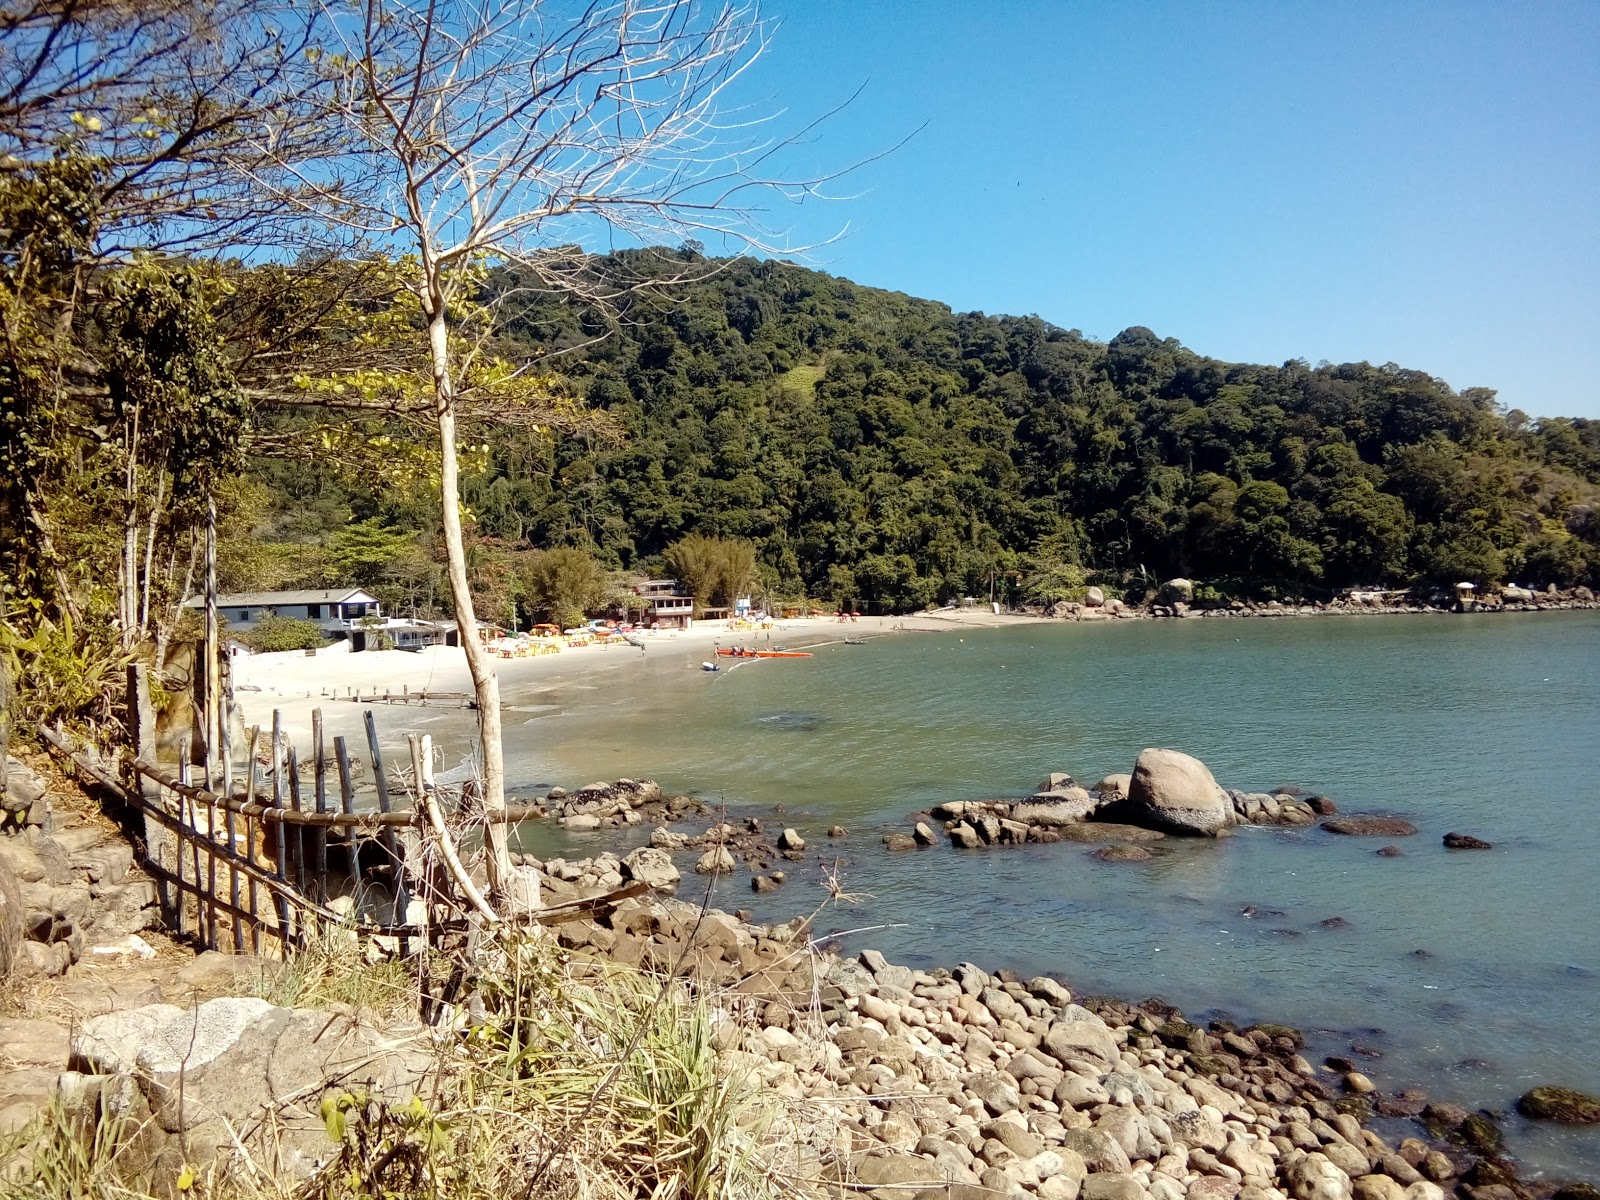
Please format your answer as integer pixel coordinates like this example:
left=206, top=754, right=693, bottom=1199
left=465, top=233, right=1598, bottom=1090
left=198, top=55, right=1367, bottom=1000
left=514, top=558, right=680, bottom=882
left=185, top=588, right=447, bottom=652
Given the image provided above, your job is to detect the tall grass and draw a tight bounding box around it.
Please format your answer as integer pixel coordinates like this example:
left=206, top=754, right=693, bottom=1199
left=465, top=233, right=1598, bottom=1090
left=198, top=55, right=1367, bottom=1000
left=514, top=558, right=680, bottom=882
left=2, top=929, right=829, bottom=1200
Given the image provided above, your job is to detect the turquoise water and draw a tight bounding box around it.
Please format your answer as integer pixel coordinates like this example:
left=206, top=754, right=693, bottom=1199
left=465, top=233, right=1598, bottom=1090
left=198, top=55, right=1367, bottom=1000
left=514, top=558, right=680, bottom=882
left=498, top=613, right=1600, bottom=1178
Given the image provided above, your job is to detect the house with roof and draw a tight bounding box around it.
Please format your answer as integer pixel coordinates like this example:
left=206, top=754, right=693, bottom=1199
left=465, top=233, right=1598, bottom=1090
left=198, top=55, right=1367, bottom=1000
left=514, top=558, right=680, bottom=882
left=186, top=588, right=457, bottom=652
left=632, top=578, right=694, bottom=630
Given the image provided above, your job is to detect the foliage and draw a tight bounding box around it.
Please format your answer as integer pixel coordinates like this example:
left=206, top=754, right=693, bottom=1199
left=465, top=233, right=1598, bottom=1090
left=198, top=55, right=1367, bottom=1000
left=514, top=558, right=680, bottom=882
left=0, top=605, right=134, bottom=737
left=520, top=547, right=605, bottom=629
left=241, top=616, right=327, bottom=654
left=449, top=252, right=1600, bottom=604
left=662, top=535, right=759, bottom=612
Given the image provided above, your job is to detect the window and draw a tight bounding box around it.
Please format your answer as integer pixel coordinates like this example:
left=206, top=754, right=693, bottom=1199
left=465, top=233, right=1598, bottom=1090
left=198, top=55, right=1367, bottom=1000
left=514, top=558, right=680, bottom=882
left=238, top=609, right=250, bottom=622
left=307, top=604, right=322, bottom=619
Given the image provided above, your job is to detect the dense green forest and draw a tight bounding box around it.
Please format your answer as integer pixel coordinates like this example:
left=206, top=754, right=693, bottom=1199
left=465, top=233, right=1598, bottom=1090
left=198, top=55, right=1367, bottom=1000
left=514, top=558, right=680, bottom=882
left=251, top=250, right=1600, bottom=614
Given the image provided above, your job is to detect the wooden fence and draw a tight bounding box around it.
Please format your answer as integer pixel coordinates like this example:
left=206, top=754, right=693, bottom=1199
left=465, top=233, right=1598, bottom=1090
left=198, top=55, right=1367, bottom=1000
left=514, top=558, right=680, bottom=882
left=39, top=665, right=634, bottom=958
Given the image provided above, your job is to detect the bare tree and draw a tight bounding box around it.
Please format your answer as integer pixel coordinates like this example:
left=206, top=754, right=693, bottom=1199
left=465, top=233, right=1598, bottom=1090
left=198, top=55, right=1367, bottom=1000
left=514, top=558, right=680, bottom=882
left=241, top=0, right=851, bottom=908
left=1, top=0, right=344, bottom=256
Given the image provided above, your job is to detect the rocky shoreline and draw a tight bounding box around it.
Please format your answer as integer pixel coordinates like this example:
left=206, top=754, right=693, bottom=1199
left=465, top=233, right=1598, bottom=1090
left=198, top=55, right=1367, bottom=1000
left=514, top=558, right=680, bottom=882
left=509, top=759, right=1600, bottom=1198
left=529, top=847, right=1599, bottom=1200
left=1024, top=581, right=1599, bottom=623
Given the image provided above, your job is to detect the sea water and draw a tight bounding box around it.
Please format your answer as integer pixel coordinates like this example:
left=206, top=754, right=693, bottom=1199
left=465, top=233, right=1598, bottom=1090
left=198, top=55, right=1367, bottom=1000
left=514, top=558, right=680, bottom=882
left=497, top=612, right=1600, bottom=1177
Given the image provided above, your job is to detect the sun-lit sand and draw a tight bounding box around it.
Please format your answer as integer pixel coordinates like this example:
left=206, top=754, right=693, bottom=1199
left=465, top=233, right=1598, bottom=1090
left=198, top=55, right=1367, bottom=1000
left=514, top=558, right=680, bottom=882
left=230, top=608, right=1047, bottom=753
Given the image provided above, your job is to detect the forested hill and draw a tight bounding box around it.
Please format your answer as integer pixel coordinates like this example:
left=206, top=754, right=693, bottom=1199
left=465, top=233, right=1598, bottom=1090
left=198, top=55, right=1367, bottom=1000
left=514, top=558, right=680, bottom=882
left=458, top=249, right=1599, bottom=609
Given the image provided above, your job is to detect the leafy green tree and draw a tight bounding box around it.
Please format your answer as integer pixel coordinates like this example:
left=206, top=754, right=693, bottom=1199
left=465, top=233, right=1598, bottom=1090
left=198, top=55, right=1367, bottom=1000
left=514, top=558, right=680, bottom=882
left=521, top=547, right=605, bottom=629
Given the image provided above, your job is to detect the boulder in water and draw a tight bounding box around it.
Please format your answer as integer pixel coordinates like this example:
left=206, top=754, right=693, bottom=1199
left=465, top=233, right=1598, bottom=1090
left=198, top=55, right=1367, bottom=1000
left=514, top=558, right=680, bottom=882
left=1442, top=832, right=1492, bottom=850
left=621, top=847, right=680, bottom=890
left=1517, top=1086, right=1600, bottom=1124
left=1092, top=845, right=1152, bottom=863
left=1126, top=748, right=1230, bottom=836
left=1322, top=816, right=1419, bottom=837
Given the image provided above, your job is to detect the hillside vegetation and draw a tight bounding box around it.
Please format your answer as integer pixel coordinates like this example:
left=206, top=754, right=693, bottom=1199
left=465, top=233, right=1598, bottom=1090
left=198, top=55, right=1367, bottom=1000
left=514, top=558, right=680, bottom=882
left=341, top=250, right=1600, bottom=611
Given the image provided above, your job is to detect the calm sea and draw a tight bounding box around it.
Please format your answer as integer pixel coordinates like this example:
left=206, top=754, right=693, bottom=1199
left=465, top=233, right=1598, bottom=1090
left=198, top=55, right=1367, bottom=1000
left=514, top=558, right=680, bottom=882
left=494, top=612, right=1600, bottom=1178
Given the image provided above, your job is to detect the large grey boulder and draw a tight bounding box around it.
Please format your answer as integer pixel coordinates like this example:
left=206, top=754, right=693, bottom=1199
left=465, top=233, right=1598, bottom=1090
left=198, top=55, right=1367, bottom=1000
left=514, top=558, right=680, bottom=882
left=1126, top=748, right=1230, bottom=836
left=70, top=997, right=433, bottom=1185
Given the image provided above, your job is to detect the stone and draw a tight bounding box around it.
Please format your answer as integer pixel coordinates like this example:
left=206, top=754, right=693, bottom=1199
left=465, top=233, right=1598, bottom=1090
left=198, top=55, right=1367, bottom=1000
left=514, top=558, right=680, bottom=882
left=1055, top=822, right=1165, bottom=844
left=621, top=846, right=680, bottom=889
left=1285, top=1153, right=1354, bottom=1200
left=883, top=833, right=918, bottom=851
left=1085, top=587, right=1106, bottom=607
left=776, top=827, right=805, bottom=851
left=1041, top=1008, right=1120, bottom=1068
left=1320, top=817, right=1418, bottom=837
left=966, top=1071, right=1022, bottom=1116
left=1095, top=774, right=1133, bottom=800
left=1092, top=845, right=1152, bottom=862
left=1517, top=1086, right=1600, bottom=1123
left=1082, top=1174, right=1147, bottom=1200
left=1352, top=1178, right=1405, bottom=1200
left=854, top=1152, right=948, bottom=1188
left=950, top=822, right=983, bottom=849
left=2, top=756, right=46, bottom=814
left=693, top=845, right=735, bottom=875
left=1441, top=833, right=1492, bottom=850
left=561, top=813, right=601, bottom=831
left=1306, top=795, right=1338, bottom=815
left=1126, top=748, right=1230, bottom=836
left=1015, top=787, right=1097, bottom=825
left=913, top=821, right=937, bottom=846
left=827, top=825, right=846, bottom=837
left=1060, top=1127, right=1132, bottom=1174
left=0, top=851, right=22, bottom=979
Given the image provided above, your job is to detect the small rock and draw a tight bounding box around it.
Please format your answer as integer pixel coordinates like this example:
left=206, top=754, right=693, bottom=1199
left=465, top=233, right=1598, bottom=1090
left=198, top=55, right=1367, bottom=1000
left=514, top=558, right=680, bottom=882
left=1442, top=832, right=1492, bottom=850
left=882, top=833, right=918, bottom=851
left=913, top=821, right=937, bottom=846
left=949, top=822, right=983, bottom=849
left=826, top=825, right=846, bottom=837
left=776, top=828, right=805, bottom=851
left=1092, top=845, right=1152, bottom=863
left=1375, top=846, right=1404, bottom=857
left=693, top=846, right=735, bottom=875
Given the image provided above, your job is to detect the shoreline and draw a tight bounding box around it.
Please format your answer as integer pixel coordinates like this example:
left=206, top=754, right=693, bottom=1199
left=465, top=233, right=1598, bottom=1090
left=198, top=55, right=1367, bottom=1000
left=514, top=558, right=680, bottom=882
left=229, top=598, right=1600, bottom=742
left=529, top=834, right=1599, bottom=1195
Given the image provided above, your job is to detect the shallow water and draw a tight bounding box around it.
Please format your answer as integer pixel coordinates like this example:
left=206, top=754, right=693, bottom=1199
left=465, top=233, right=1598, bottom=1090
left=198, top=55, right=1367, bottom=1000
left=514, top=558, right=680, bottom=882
left=495, top=612, right=1600, bottom=1178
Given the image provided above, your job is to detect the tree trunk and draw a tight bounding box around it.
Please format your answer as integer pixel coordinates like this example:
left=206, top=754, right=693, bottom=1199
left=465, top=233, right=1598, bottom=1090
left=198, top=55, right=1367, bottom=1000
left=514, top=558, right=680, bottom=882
left=426, top=303, right=512, bottom=899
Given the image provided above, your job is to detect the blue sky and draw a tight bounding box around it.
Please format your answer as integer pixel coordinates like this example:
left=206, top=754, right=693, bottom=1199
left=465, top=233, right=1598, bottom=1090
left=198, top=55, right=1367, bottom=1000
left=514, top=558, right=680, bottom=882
left=714, top=2, right=1599, bottom=419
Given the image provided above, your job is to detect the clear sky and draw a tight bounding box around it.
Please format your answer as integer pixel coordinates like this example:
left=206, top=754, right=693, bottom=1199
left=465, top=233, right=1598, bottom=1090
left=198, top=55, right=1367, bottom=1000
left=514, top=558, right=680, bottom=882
left=713, top=2, right=1599, bottom=419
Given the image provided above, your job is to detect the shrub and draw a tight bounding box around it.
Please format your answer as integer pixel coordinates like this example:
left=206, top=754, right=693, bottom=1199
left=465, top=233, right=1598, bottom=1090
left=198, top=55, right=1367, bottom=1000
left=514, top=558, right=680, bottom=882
left=243, top=616, right=328, bottom=653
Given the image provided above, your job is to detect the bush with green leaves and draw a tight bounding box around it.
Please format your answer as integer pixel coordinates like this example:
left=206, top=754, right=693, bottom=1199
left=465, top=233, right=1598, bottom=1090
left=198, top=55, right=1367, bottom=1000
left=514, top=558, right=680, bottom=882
left=243, top=615, right=328, bottom=653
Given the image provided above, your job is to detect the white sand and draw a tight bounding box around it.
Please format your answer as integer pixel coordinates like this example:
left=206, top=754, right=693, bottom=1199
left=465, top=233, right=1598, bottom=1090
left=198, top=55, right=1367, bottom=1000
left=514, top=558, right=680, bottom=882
left=230, top=609, right=1050, bottom=761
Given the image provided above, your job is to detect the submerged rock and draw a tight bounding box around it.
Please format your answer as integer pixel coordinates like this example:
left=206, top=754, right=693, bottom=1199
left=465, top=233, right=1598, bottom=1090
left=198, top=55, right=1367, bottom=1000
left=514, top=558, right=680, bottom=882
left=1442, top=832, right=1492, bottom=850
left=1517, top=1086, right=1600, bottom=1124
left=1322, top=816, right=1419, bottom=837
left=1092, top=845, right=1153, bottom=863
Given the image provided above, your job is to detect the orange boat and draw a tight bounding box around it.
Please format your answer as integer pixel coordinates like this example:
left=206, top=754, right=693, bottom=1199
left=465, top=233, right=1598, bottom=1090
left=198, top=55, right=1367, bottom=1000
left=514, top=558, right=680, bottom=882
left=714, top=648, right=813, bottom=659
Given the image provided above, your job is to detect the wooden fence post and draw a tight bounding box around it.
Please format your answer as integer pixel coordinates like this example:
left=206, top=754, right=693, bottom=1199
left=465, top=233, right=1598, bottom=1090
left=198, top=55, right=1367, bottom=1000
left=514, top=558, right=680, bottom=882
left=127, top=664, right=181, bottom=928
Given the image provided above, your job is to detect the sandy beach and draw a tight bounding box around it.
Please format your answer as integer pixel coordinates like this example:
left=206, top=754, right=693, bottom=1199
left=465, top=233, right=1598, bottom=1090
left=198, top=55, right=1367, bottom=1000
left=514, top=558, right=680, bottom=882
left=230, top=608, right=1050, bottom=761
